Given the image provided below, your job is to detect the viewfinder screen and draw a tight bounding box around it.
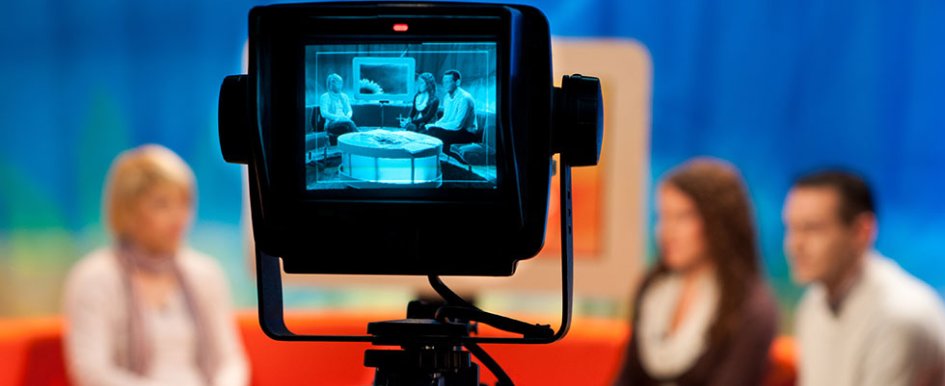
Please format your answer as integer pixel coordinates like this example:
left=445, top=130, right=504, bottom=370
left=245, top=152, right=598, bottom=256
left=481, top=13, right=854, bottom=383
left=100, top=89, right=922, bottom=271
left=304, top=42, right=497, bottom=190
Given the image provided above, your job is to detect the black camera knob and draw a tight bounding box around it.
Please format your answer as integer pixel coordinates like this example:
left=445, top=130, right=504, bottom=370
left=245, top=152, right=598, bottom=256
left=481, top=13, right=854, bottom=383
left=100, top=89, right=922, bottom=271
left=219, top=75, right=252, bottom=165
left=553, top=74, right=604, bottom=167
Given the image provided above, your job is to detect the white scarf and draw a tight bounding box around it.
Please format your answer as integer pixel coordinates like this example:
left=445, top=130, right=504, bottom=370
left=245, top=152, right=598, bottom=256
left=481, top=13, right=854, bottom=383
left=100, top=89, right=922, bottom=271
left=414, top=93, right=428, bottom=115
left=637, top=271, right=719, bottom=380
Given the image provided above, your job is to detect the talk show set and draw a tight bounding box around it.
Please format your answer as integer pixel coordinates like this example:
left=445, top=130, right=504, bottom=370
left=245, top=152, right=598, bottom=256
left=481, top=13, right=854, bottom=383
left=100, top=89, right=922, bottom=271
left=2, top=2, right=945, bottom=386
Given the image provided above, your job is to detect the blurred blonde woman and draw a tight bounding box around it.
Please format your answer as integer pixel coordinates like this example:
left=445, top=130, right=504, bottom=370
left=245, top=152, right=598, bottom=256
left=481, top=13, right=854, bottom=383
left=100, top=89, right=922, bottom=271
left=63, top=144, right=248, bottom=386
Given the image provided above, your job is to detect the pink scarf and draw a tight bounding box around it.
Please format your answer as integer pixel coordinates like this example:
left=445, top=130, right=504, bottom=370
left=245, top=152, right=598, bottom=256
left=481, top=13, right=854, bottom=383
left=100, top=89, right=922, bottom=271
left=116, top=241, right=217, bottom=384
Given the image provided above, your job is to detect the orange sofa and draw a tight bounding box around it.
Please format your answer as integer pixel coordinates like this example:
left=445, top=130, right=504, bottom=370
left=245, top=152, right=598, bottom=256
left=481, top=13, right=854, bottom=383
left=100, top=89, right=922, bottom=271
left=0, top=311, right=796, bottom=386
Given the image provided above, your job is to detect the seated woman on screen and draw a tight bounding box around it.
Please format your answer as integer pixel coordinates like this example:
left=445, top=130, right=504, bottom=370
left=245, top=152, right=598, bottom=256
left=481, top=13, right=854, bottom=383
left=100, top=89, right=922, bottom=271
left=320, top=73, right=358, bottom=145
left=613, top=158, right=778, bottom=386
left=63, top=144, right=248, bottom=386
left=401, top=72, right=440, bottom=132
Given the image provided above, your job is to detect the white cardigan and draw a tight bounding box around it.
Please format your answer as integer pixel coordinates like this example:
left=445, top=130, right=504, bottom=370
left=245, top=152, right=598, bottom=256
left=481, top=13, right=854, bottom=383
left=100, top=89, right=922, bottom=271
left=62, top=247, right=249, bottom=386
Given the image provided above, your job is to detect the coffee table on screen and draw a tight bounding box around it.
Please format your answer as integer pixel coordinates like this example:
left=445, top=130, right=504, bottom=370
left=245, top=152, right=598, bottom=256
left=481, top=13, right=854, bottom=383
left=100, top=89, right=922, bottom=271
left=336, top=129, right=443, bottom=188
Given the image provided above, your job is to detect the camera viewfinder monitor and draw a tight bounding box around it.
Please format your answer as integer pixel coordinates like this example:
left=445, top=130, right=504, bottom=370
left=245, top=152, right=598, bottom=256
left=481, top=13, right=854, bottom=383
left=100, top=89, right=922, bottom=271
left=307, top=42, right=497, bottom=190
left=224, top=3, right=559, bottom=276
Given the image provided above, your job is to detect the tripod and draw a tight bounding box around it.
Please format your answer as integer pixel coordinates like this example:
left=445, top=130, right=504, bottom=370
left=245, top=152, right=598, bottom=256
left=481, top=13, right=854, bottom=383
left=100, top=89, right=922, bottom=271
left=364, top=274, right=555, bottom=386
left=365, top=302, right=485, bottom=386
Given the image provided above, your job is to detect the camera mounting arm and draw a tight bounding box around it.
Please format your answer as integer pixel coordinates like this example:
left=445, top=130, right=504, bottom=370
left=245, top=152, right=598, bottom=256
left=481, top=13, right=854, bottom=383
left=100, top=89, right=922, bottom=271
left=249, top=151, right=570, bottom=344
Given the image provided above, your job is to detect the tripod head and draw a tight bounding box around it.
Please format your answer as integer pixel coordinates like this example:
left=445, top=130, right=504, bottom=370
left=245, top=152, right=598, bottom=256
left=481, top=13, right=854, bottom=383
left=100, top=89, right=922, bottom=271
left=365, top=302, right=480, bottom=386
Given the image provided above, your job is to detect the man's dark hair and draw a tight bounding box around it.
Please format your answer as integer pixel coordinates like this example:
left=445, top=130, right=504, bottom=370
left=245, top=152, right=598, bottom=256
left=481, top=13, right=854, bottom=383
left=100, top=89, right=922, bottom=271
left=444, top=70, right=461, bottom=81
left=793, top=170, right=876, bottom=224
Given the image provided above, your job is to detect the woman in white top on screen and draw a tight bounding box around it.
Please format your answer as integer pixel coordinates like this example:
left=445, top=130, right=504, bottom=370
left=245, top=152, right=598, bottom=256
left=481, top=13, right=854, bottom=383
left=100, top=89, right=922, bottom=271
left=320, top=73, right=358, bottom=145
left=63, top=144, right=248, bottom=386
left=401, top=72, right=441, bottom=133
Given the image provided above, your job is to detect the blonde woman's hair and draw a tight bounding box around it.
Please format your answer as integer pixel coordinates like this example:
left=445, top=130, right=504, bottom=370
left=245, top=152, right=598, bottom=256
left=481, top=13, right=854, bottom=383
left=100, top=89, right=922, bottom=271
left=103, top=144, right=195, bottom=238
left=327, top=73, right=343, bottom=87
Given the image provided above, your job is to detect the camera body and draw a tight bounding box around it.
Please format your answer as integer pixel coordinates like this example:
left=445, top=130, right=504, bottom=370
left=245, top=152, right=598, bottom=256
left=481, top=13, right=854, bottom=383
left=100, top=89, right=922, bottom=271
left=220, top=2, right=596, bottom=276
left=220, top=5, right=604, bottom=382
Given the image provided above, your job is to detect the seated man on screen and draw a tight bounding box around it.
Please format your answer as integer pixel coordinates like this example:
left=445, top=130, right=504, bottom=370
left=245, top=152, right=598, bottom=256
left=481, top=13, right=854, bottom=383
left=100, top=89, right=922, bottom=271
left=423, top=69, right=478, bottom=152
left=783, top=170, right=945, bottom=386
left=320, top=73, right=358, bottom=146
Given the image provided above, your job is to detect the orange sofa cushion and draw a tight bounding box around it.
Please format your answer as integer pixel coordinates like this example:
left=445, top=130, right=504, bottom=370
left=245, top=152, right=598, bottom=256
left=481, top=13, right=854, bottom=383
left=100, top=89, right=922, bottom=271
left=0, top=312, right=795, bottom=386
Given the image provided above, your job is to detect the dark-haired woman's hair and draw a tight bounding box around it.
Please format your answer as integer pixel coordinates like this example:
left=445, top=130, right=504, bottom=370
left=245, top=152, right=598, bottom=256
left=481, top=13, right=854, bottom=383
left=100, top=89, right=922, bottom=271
left=648, top=157, right=761, bottom=346
left=418, top=72, right=437, bottom=98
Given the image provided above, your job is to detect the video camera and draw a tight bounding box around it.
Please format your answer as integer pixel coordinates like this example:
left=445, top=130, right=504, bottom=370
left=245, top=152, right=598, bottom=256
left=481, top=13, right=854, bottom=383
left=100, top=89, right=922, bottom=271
left=219, top=2, right=603, bottom=385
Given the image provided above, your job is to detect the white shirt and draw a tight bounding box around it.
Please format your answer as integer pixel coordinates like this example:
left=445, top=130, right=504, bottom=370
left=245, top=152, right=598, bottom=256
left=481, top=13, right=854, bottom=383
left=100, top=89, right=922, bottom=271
left=63, top=247, right=249, bottom=386
left=433, top=88, right=477, bottom=132
left=145, top=289, right=202, bottom=386
left=797, top=252, right=945, bottom=386
left=319, top=91, right=352, bottom=125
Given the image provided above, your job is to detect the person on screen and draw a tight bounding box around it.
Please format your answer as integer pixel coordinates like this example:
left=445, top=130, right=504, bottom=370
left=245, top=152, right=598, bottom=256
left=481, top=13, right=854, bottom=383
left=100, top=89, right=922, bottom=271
left=402, top=72, right=440, bottom=132
left=783, top=170, right=945, bottom=386
left=614, top=158, right=778, bottom=386
left=424, top=69, right=478, bottom=151
left=63, top=145, right=249, bottom=386
left=320, top=73, right=357, bottom=145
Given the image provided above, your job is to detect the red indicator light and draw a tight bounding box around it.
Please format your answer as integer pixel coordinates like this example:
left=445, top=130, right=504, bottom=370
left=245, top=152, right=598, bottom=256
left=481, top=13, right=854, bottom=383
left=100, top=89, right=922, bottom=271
left=393, top=23, right=409, bottom=32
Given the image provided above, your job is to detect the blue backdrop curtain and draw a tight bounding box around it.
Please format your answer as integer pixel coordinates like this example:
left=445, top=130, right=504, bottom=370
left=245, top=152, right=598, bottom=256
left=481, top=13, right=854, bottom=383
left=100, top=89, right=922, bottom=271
left=1, top=0, right=943, bottom=315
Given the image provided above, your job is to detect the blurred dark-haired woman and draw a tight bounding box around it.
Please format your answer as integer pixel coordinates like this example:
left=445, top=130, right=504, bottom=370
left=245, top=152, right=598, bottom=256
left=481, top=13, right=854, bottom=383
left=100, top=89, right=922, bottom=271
left=614, top=157, right=778, bottom=386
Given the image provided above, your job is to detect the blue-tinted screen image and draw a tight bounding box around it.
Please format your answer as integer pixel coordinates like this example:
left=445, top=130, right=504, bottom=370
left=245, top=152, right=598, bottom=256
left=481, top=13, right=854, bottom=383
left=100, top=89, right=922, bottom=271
left=304, top=42, right=497, bottom=190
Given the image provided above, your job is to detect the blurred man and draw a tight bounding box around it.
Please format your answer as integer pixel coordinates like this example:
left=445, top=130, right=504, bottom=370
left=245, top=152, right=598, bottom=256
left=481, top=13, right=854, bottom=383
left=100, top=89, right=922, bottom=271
left=783, top=170, right=945, bottom=386
left=424, top=69, right=478, bottom=152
